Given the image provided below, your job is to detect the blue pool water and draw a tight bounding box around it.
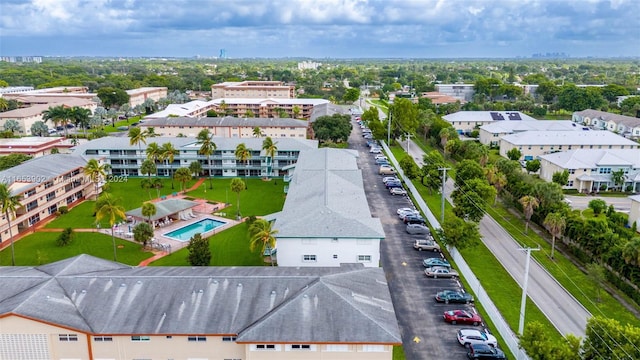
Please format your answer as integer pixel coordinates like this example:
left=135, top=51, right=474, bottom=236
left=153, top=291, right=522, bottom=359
left=164, top=218, right=227, bottom=241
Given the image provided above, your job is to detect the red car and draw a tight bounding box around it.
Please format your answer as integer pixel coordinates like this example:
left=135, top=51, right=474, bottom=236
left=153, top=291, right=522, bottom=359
left=443, top=310, right=482, bottom=326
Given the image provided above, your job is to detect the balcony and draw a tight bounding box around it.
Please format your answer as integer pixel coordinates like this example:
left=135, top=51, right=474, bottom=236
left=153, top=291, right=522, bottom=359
left=283, top=174, right=293, bottom=182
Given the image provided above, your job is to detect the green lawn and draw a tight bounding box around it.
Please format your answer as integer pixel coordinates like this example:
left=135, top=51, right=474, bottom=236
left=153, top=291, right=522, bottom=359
left=393, top=346, right=406, bottom=360
left=149, top=222, right=265, bottom=266
left=0, top=231, right=153, bottom=266
left=45, top=201, right=103, bottom=229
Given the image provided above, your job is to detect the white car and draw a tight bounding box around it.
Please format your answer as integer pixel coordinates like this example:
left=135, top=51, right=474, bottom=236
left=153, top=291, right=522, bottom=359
left=399, top=209, right=420, bottom=219
left=375, top=154, right=387, bottom=160
left=397, top=207, right=414, bottom=215
left=369, top=147, right=382, bottom=154
left=457, top=328, right=497, bottom=347
left=390, top=187, right=407, bottom=196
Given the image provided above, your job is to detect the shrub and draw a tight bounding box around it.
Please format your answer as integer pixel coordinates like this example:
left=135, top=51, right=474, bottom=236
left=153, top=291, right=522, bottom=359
left=58, top=206, right=69, bottom=214
left=56, top=228, right=74, bottom=246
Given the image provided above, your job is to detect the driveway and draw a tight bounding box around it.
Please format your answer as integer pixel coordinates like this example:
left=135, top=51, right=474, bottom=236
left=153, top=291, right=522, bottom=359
left=565, top=194, right=632, bottom=212
left=350, top=119, right=485, bottom=360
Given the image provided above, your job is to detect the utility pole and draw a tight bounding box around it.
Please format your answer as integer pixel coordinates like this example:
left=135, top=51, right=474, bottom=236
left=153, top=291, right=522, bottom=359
left=406, top=133, right=412, bottom=154
left=518, top=246, right=540, bottom=335
left=387, top=110, right=391, bottom=144
left=438, top=167, right=450, bottom=223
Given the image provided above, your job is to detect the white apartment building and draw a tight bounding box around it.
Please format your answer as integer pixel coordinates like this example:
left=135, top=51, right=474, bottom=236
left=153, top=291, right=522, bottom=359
left=500, top=130, right=639, bottom=161
left=140, top=116, right=309, bottom=138
left=0, top=255, right=401, bottom=360
left=270, top=148, right=384, bottom=267
left=443, top=111, right=537, bottom=135
left=479, top=120, right=583, bottom=146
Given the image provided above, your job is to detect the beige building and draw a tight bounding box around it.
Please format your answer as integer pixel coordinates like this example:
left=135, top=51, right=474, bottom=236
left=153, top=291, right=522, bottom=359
left=211, top=81, right=295, bottom=99
left=573, top=109, right=640, bottom=139
left=0, top=98, right=96, bottom=135
left=443, top=111, right=537, bottom=135
left=210, top=98, right=329, bottom=120
left=140, top=116, right=309, bottom=138
left=0, top=255, right=401, bottom=360
left=499, top=130, right=639, bottom=161
left=539, top=149, right=640, bottom=192
left=629, top=195, right=640, bottom=231
left=479, top=120, right=582, bottom=146
left=0, top=154, right=101, bottom=243
left=127, top=87, right=168, bottom=107
left=0, top=137, right=74, bottom=157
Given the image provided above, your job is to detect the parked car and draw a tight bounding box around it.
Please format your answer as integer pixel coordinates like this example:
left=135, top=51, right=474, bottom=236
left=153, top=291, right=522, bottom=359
left=457, top=329, right=497, bottom=347
left=384, top=176, right=400, bottom=184
left=414, top=239, right=440, bottom=252
left=466, top=343, right=506, bottom=359
left=435, top=290, right=474, bottom=304
left=379, top=166, right=396, bottom=175
left=364, top=134, right=373, bottom=139
left=399, top=209, right=420, bottom=219
left=403, top=214, right=424, bottom=223
left=422, top=257, right=450, bottom=267
left=370, top=147, right=381, bottom=153
left=443, top=310, right=482, bottom=325
left=385, top=180, right=402, bottom=188
left=374, top=154, right=387, bottom=160
left=397, top=207, right=415, bottom=215
left=424, top=266, right=458, bottom=278
left=390, top=187, right=408, bottom=196
left=406, top=223, right=430, bottom=235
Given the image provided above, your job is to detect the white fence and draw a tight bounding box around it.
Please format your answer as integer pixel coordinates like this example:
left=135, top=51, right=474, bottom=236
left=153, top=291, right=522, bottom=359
left=381, top=141, right=530, bottom=360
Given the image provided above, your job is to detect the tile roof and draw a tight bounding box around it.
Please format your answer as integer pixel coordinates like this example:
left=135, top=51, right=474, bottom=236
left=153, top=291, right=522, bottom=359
left=0, top=255, right=401, bottom=343
left=0, top=98, right=95, bottom=118
left=125, top=199, right=199, bottom=221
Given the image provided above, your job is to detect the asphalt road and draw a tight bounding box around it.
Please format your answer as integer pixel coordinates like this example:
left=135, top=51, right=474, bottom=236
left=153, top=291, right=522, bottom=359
left=565, top=194, right=632, bottom=212
left=349, top=120, right=487, bottom=360
left=400, top=139, right=591, bottom=338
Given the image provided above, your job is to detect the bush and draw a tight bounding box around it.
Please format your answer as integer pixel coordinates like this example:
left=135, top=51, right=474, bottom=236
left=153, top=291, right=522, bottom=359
left=58, top=206, right=69, bottom=215
left=56, top=228, right=74, bottom=246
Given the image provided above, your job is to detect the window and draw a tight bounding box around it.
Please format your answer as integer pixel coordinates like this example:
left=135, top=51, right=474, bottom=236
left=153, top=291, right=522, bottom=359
left=93, top=336, right=113, bottom=342
left=289, top=344, right=312, bottom=350
left=25, top=189, right=37, bottom=197
left=302, top=255, right=316, bottom=262
left=358, top=255, right=372, bottom=262
left=599, top=168, right=612, bottom=174
left=568, top=169, right=575, bottom=174
left=44, top=181, right=54, bottom=189
left=222, top=336, right=237, bottom=342
left=188, top=336, right=206, bottom=342
left=333, top=255, right=338, bottom=259
left=26, top=200, right=38, bottom=212
left=326, top=344, right=349, bottom=352
left=254, top=344, right=277, bottom=350
left=131, top=336, right=150, bottom=342
left=46, top=192, right=55, bottom=201
left=59, top=334, right=78, bottom=342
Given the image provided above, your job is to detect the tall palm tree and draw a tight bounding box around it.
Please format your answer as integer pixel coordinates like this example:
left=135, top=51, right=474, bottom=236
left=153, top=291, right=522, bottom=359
left=144, top=127, right=157, bottom=137
left=140, top=159, right=157, bottom=181
left=146, top=142, right=161, bottom=166
left=543, top=212, right=566, bottom=259
left=249, top=218, right=278, bottom=265
left=152, top=178, right=164, bottom=198
left=262, top=137, right=278, bottom=179
left=42, top=105, right=71, bottom=137
left=95, top=193, right=126, bottom=261
left=174, top=167, right=192, bottom=193
left=128, top=127, right=147, bottom=151
left=292, top=105, right=301, bottom=119
left=252, top=126, right=263, bottom=138
left=160, top=142, right=178, bottom=189
left=141, top=202, right=157, bottom=224
left=622, top=237, right=640, bottom=266
left=83, top=159, right=107, bottom=200
left=235, top=143, right=252, bottom=175
left=196, top=129, right=216, bottom=191
left=140, top=178, right=153, bottom=200
left=492, top=173, right=507, bottom=205
left=519, top=195, right=540, bottom=234
left=70, top=106, right=91, bottom=137
left=0, top=182, right=22, bottom=266
left=230, top=178, right=246, bottom=219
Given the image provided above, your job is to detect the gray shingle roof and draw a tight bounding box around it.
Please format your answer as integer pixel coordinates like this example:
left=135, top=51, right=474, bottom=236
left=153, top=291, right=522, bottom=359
left=273, top=148, right=384, bottom=239
left=539, top=149, right=640, bottom=169
left=0, top=255, right=400, bottom=343
left=0, top=154, right=89, bottom=194
left=125, top=199, right=198, bottom=221
left=141, top=116, right=309, bottom=128
left=575, top=109, right=640, bottom=127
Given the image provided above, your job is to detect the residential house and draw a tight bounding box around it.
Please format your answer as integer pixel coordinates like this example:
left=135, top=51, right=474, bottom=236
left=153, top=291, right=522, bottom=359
left=72, top=136, right=318, bottom=178
left=0, top=254, right=401, bottom=360
left=140, top=116, right=309, bottom=139
left=573, top=109, right=640, bottom=139
left=270, top=148, right=384, bottom=267
left=0, top=154, right=101, bottom=244
left=539, top=149, right=640, bottom=192
left=499, top=130, right=639, bottom=161
left=479, top=120, right=583, bottom=146
left=443, top=111, right=537, bottom=135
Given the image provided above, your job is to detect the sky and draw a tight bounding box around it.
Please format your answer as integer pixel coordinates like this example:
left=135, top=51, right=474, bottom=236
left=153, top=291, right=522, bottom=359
left=1, top=0, right=639, bottom=59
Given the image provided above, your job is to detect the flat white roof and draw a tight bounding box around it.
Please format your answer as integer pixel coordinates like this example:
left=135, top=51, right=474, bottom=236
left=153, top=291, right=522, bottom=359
left=501, top=130, right=639, bottom=146
left=0, top=137, right=65, bottom=147
left=481, top=120, right=581, bottom=133
left=444, top=111, right=537, bottom=123
left=539, top=149, right=640, bottom=169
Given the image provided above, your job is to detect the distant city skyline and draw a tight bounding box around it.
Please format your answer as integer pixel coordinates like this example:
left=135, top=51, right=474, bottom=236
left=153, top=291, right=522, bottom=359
left=1, top=0, right=639, bottom=59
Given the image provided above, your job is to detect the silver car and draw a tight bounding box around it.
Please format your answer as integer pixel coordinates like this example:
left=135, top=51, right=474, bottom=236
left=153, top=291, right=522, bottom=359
left=406, top=223, right=430, bottom=235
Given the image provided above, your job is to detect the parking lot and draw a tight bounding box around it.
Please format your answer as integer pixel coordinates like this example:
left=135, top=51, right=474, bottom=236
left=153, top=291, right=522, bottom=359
left=349, top=118, right=488, bottom=360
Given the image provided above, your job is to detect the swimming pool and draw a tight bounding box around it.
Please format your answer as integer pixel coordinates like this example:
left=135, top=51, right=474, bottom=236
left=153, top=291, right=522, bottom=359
left=163, top=218, right=227, bottom=241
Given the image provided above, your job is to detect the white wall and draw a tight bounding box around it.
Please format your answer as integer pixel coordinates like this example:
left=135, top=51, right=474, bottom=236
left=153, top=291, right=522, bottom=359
left=276, top=237, right=381, bottom=267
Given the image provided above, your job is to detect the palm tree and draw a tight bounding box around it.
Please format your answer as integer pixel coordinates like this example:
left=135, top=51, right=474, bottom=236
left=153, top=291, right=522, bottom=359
left=144, top=127, right=157, bottom=137
left=519, top=195, right=540, bottom=234
left=230, top=178, right=246, bottom=219
left=249, top=218, right=278, bottom=265
left=140, top=159, right=157, bottom=181
left=622, top=237, right=640, bottom=265
left=94, top=193, right=126, bottom=261
left=478, top=145, right=490, bottom=167
left=292, top=105, right=301, bottom=119
left=174, top=167, right=192, bottom=193
left=152, top=178, right=163, bottom=198
left=244, top=109, right=255, bottom=118
left=196, top=129, right=216, bottom=191
left=160, top=142, right=178, bottom=189
left=543, top=212, right=566, bottom=259
left=140, top=178, right=153, bottom=200
left=235, top=143, right=252, bottom=175
left=0, top=98, right=9, bottom=112
left=252, top=126, right=263, bottom=138
left=42, top=105, right=71, bottom=136
left=146, top=142, right=161, bottom=166
left=492, top=173, right=507, bottom=205
left=70, top=106, right=91, bottom=137
left=0, top=182, right=22, bottom=266
left=128, top=127, right=147, bottom=150
left=262, top=137, right=278, bottom=178
left=83, top=159, right=107, bottom=200
left=189, top=161, right=202, bottom=177
left=141, top=202, right=157, bottom=225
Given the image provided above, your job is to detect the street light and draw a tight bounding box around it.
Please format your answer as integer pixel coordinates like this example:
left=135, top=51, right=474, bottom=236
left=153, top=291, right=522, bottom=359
left=518, top=246, right=540, bottom=335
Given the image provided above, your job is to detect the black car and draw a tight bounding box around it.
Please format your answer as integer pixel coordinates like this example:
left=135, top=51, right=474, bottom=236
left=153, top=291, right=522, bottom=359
left=467, top=343, right=506, bottom=359
left=403, top=215, right=425, bottom=224
left=435, top=290, right=474, bottom=304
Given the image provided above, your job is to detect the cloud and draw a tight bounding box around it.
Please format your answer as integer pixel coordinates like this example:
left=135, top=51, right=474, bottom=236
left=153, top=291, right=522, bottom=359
left=0, top=0, right=638, bottom=57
